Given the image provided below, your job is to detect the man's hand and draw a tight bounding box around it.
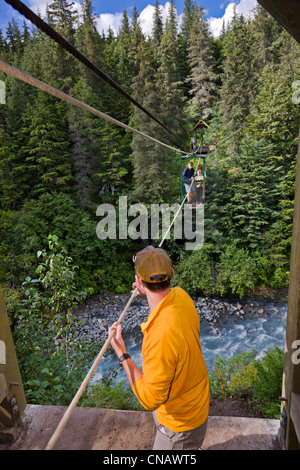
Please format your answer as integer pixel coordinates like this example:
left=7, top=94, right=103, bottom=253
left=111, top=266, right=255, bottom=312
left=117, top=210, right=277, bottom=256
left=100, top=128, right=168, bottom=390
left=108, top=321, right=144, bottom=388
left=108, top=321, right=126, bottom=359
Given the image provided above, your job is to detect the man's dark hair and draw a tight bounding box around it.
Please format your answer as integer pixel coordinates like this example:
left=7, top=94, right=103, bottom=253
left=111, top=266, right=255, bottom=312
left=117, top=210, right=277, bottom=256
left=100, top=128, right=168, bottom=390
left=142, top=277, right=171, bottom=292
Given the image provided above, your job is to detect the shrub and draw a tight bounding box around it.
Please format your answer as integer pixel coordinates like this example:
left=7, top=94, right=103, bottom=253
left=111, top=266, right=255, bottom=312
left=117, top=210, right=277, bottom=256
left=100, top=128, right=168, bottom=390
left=209, top=350, right=258, bottom=400
left=84, top=372, right=144, bottom=411
left=172, top=243, right=217, bottom=296
left=208, top=347, right=284, bottom=418
left=13, top=235, right=98, bottom=405
left=173, top=242, right=259, bottom=298
left=216, top=243, right=257, bottom=297
left=251, top=346, right=284, bottom=417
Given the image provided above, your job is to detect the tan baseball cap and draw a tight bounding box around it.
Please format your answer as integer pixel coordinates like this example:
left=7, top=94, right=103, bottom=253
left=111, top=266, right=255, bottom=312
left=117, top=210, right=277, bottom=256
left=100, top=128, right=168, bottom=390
left=133, top=246, right=172, bottom=283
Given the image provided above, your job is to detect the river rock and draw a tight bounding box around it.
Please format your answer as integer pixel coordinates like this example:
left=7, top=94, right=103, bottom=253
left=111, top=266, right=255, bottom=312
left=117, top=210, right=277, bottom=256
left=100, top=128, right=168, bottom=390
left=73, top=291, right=285, bottom=344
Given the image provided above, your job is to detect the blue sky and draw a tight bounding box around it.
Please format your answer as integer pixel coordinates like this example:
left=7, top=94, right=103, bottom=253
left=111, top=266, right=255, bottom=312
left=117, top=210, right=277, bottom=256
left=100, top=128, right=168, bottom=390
left=0, top=0, right=257, bottom=37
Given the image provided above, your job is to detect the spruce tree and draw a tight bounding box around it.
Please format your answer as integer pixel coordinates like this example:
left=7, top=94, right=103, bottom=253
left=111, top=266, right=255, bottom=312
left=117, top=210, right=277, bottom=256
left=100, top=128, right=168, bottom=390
left=69, top=0, right=106, bottom=208
left=69, top=78, right=104, bottom=209
left=251, top=4, right=284, bottom=68
left=115, top=8, right=132, bottom=93
left=76, top=0, right=104, bottom=93
left=225, top=139, right=281, bottom=250
left=176, top=0, right=197, bottom=98
left=156, top=2, right=187, bottom=142
left=5, top=18, right=22, bottom=60
left=181, top=0, right=196, bottom=41
left=0, top=128, right=21, bottom=210
left=152, top=0, right=163, bottom=52
left=131, top=39, right=179, bottom=204
left=44, top=0, right=78, bottom=92
left=220, top=19, right=256, bottom=153
left=130, top=5, right=145, bottom=77
left=186, top=6, right=217, bottom=121
left=46, top=0, right=77, bottom=40
left=20, top=92, right=72, bottom=197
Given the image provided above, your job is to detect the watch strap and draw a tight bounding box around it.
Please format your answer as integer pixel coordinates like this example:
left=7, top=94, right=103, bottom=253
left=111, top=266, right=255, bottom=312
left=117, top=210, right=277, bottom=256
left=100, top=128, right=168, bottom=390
left=119, top=353, right=131, bottom=366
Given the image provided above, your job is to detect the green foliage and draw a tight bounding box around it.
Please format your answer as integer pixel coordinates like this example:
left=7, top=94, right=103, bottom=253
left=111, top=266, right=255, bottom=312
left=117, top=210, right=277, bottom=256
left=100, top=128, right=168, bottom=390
left=173, top=242, right=259, bottom=298
left=209, top=347, right=284, bottom=417
left=216, top=243, right=257, bottom=297
left=0, top=284, right=22, bottom=328
left=0, top=192, right=134, bottom=292
left=20, top=93, right=73, bottom=196
left=252, top=346, right=284, bottom=417
left=186, top=5, right=217, bottom=120
left=14, top=235, right=98, bottom=405
left=0, top=2, right=299, bottom=312
left=209, top=350, right=258, bottom=400
left=172, top=243, right=217, bottom=296
left=84, top=372, right=144, bottom=411
left=226, top=138, right=282, bottom=249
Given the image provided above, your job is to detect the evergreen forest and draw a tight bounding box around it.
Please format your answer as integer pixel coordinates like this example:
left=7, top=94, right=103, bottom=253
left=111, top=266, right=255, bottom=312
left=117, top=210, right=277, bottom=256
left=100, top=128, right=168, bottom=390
left=1, top=0, right=300, bottom=302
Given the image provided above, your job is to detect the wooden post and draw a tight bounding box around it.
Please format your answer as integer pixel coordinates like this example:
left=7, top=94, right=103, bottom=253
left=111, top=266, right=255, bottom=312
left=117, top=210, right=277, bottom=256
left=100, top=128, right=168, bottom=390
left=0, top=289, right=26, bottom=426
left=281, top=124, right=300, bottom=450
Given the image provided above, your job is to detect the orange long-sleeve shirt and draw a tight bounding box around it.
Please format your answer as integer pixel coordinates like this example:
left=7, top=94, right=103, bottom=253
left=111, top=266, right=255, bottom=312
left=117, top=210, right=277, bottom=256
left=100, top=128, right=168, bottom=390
left=132, top=287, right=209, bottom=432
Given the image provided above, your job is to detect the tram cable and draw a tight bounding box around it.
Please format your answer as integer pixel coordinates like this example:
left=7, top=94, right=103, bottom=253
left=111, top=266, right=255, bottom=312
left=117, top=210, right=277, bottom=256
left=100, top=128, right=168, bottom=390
left=0, top=60, right=186, bottom=154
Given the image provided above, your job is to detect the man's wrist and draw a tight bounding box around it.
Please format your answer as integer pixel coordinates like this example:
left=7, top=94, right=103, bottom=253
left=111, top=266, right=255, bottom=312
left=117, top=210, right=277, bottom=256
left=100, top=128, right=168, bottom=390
left=118, top=352, right=131, bottom=366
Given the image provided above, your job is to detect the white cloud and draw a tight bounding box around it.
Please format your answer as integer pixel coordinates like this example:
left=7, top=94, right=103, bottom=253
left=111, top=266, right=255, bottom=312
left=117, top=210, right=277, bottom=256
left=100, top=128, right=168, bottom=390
left=96, top=1, right=181, bottom=38
left=96, top=12, right=123, bottom=36
left=27, top=0, right=256, bottom=40
left=134, top=4, right=155, bottom=37
left=238, top=0, right=257, bottom=17
left=208, top=0, right=257, bottom=37
left=28, top=0, right=48, bottom=17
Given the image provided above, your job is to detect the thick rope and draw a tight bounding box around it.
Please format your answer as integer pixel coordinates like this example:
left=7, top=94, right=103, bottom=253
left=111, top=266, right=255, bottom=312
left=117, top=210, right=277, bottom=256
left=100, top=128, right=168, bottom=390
left=44, top=286, right=139, bottom=451
left=0, top=60, right=185, bottom=155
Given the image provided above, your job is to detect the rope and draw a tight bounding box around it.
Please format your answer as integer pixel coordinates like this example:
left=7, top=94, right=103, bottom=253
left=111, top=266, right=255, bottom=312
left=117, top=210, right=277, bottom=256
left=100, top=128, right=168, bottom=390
left=4, top=0, right=181, bottom=143
left=159, top=169, right=196, bottom=247
left=0, top=60, right=185, bottom=155
left=44, top=286, right=139, bottom=451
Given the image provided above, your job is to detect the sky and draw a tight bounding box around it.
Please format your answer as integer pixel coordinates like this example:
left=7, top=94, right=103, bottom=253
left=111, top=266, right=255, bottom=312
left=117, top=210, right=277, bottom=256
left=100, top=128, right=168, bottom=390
left=0, top=0, right=258, bottom=38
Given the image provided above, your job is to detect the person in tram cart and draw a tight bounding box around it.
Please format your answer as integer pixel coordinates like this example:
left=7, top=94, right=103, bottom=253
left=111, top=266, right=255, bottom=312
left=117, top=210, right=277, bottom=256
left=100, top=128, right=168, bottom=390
left=109, top=246, right=209, bottom=450
left=181, top=161, right=195, bottom=204
left=195, top=164, right=205, bottom=204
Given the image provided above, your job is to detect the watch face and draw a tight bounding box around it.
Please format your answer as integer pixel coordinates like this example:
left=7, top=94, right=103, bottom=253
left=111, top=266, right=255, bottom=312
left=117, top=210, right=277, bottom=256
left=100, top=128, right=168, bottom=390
left=119, top=353, right=130, bottom=365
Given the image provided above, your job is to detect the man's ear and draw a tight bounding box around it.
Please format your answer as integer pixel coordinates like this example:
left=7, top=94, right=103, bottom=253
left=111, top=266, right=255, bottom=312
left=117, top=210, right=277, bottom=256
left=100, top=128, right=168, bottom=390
left=170, top=267, right=174, bottom=279
left=136, top=275, right=147, bottom=295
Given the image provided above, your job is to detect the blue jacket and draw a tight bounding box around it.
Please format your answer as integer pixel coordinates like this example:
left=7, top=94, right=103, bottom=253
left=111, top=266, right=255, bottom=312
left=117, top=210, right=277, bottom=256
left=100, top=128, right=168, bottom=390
left=182, top=166, right=194, bottom=180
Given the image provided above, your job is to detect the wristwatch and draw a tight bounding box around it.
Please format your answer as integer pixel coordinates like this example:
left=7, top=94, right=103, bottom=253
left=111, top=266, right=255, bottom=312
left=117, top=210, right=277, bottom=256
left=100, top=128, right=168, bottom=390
left=118, top=353, right=131, bottom=366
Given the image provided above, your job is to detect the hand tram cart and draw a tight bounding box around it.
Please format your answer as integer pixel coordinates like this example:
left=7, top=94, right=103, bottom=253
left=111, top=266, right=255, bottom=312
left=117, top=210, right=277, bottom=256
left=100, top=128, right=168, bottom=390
left=181, top=119, right=212, bottom=207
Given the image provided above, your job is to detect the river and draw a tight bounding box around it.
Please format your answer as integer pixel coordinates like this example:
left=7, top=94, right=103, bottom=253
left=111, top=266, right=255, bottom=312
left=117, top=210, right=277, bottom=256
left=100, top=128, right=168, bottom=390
left=78, top=293, right=287, bottom=386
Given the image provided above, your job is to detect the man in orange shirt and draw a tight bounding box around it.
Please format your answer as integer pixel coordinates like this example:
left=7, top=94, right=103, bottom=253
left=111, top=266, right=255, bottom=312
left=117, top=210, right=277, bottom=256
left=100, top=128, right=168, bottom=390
left=108, top=245, right=209, bottom=450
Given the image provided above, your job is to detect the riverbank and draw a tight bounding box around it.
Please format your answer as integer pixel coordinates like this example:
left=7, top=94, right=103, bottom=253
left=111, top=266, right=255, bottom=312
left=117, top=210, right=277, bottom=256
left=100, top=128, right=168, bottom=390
left=74, top=287, right=288, bottom=346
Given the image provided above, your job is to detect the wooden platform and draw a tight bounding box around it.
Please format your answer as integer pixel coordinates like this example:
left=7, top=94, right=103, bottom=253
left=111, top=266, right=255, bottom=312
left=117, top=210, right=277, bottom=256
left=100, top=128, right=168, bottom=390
left=2, top=404, right=281, bottom=451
